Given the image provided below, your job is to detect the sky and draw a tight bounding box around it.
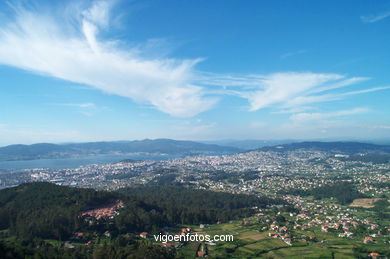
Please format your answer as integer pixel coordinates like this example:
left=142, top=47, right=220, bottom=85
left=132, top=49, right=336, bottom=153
left=0, top=0, right=389, bottom=145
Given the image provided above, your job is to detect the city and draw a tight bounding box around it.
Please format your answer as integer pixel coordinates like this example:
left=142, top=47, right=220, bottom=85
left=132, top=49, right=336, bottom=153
left=0, top=0, right=389, bottom=258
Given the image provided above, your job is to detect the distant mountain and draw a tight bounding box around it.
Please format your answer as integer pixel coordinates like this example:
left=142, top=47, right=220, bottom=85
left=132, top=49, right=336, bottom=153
left=0, top=139, right=241, bottom=161
left=202, top=139, right=297, bottom=150
left=256, top=141, right=390, bottom=154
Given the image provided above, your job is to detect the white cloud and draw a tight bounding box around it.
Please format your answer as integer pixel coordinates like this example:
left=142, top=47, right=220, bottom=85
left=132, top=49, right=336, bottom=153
left=289, top=107, right=368, bottom=123
left=244, top=72, right=343, bottom=111
left=307, top=77, right=369, bottom=94
left=199, top=72, right=389, bottom=112
left=340, top=86, right=390, bottom=96
left=0, top=1, right=388, bottom=119
left=82, top=0, right=112, bottom=28
left=361, top=11, right=390, bottom=23
left=0, top=1, right=216, bottom=117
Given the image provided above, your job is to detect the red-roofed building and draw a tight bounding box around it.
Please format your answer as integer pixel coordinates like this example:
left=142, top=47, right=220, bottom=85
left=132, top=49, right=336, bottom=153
left=368, top=252, right=380, bottom=259
left=140, top=232, right=148, bottom=239
left=321, top=225, right=329, bottom=232
left=364, top=236, right=374, bottom=244
left=197, top=251, right=206, bottom=257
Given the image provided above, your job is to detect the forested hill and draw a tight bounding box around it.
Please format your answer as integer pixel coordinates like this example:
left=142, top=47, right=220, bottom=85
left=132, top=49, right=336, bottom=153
left=256, top=141, right=390, bottom=154
left=0, top=183, right=281, bottom=241
left=0, top=182, right=121, bottom=240
left=0, top=139, right=241, bottom=161
left=119, top=186, right=284, bottom=225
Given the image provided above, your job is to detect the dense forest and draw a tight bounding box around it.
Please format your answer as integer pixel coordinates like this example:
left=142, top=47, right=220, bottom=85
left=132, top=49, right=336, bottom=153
left=285, top=182, right=365, bottom=204
left=0, top=238, right=174, bottom=259
left=0, top=182, right=283, bottom=258
left=119, top=185, right=282, bottom=225
left=0, top=182, right=123, bottom=240
left=0, top=182, right=280, bottom=240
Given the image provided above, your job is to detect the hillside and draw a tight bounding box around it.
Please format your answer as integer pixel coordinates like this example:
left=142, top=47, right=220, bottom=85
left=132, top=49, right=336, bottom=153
left=0, top=182, right=121, bottom=240
left=202, top=139, right=296, bottom=150
left=0, top=182, right=277, bottom=240
left=257, top=141, right=390, bottom=154
left=0, top=139, right=241, bottom=161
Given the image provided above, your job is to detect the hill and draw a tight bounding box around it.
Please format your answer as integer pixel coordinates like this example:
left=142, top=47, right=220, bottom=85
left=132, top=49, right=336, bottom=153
left=202, top=139, right=296, bottom=150
left=0, top=139, right=241, bottom=161
left=256, top=141, right=390, bottom=154
left=0, top=182, right=279, bottom=240
left=0, top=182, right=122, bottom=240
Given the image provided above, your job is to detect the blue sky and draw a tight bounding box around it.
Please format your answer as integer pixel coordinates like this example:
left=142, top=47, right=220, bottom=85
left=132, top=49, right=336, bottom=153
left=0, top=0, right=389, bottom=145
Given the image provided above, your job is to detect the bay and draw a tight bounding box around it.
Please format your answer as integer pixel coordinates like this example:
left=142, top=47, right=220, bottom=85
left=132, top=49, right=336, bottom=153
left=0, top=154, right=180, bottom=171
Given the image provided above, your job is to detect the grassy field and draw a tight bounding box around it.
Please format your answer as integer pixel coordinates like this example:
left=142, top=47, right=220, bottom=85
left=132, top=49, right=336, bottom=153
left=350, top=198, right=384, bottom=208
left=176, top=220, right=390, bottom=258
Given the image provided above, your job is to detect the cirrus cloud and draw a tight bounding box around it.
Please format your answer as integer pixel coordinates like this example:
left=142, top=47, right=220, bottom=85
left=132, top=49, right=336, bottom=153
left=0, top=1, right=216, bottom=117
left=289, top=107, right=369, bottom=123
left=198, top=72, right=387, bottom=112
left=0, top=0, right=389, bottom=119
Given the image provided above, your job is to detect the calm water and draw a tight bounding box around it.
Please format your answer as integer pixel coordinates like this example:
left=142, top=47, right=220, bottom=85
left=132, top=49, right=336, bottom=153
left=0, top=154, right=180, bottom=171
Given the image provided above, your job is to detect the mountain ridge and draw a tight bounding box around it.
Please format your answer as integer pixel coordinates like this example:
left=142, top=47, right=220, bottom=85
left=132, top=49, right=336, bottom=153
left=0, top=139, right=241, bottom=161
left=254, top=141, right=390, bottom=154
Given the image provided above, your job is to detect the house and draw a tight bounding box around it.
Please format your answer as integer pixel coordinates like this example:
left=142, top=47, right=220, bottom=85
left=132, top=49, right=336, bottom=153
left=363, top=236, right=374, bottom=244
left=321, top=226, right=329, bottom=232
left=197, top=250, right=206, bottom=257
left=368, top=252, right=380, bottom=259
left=73, top=232, right=85, bottom=239
left=280, top=226, right=288, bottom=232
left=270, top=224, right=279, bottom=231
left=268, top=232, right=278, bottom=238
left=140, top=232, right=148, bottom=239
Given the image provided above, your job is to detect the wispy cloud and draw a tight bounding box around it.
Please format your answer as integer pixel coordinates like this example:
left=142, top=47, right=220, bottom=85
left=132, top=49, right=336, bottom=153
left=340, top=86, right=390, bottom=96
left=307, top=77, right=369, bottom=94
left=289, top=107, right=369, bottom=123
left=0, top=1, right=216, bottom=117
left=244, top=73, right=343, bottom=111
left=0, top=1, right=388, bottom=119
left=361, top=11, right=390, bottom=23
left=280, top=49, right=308, bottom=59
left=199, top=72, right=388, bottom=112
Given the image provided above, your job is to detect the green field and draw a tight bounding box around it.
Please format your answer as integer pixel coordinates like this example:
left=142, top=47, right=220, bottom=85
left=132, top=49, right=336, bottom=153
left=175, top=219, right=390, bottom=258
